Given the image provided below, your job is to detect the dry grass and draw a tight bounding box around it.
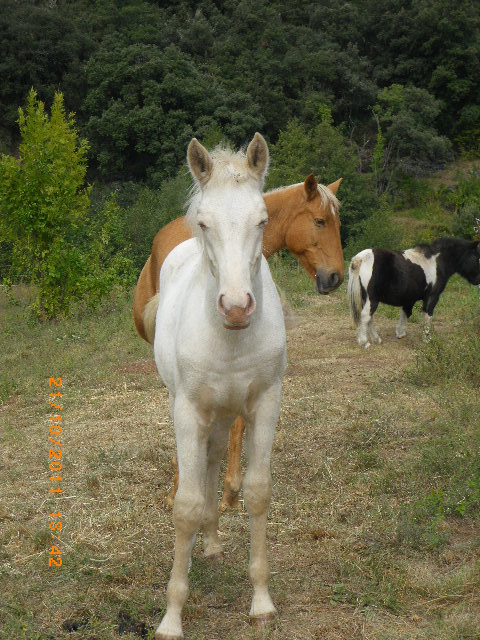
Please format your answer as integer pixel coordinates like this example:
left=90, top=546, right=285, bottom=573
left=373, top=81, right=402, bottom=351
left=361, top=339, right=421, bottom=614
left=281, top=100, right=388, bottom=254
left=1, top=273, right=479, bottom=640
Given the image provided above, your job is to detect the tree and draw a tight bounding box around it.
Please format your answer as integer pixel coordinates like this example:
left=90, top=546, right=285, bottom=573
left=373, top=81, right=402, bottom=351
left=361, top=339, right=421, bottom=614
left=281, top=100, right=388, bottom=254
left=0, top=89, right=133, bottom=318
left=373, top=84, right=452, bottom=179
left=266, top=106, right=378, bottom=243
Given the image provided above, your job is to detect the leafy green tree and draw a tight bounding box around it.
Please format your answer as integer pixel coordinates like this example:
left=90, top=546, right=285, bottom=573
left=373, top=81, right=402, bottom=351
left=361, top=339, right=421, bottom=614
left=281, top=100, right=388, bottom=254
left=0, top=89, right=133, bottom=318
left=266, top=107, right=378, bottom=243
left=373, top=84, right=452, bottom=178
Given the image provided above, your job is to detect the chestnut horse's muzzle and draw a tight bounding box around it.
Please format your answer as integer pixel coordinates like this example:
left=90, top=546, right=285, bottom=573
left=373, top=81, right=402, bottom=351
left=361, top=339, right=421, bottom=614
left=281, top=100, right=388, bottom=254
left=316, top=269, right=343, bottom=294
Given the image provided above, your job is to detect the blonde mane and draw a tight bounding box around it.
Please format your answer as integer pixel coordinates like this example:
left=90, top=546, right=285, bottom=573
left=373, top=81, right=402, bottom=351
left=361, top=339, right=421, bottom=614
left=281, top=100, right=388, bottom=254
left=266, top=181, right=340, bottom=217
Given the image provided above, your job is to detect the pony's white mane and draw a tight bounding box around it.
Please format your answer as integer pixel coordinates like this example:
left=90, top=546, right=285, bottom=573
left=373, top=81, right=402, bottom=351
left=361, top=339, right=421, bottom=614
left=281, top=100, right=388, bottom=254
left=266, top=182, right=340, bottom=216
left=185, top=144, right=265, bottom=234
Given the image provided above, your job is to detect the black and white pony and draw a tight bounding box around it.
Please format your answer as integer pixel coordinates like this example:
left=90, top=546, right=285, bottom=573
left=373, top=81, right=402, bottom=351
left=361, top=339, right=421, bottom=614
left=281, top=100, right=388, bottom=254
left=347, top=237, right=480, bottom=348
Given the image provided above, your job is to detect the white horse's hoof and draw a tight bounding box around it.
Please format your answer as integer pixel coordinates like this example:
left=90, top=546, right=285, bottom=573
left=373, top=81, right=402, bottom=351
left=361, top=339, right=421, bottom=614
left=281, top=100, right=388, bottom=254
left=250, top=611, right=276, bottom=627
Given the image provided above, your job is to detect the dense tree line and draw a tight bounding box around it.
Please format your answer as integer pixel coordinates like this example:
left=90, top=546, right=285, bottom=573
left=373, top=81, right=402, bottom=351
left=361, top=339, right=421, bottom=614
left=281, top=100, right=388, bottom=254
left=1, top=0, right=479, bottom=318
left=1, top=0, right=479, bottom=184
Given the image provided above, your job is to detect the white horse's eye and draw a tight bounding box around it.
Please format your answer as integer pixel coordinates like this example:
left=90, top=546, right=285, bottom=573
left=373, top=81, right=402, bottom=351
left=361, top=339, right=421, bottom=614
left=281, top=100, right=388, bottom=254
left=198, top=221, right=207, bottom=230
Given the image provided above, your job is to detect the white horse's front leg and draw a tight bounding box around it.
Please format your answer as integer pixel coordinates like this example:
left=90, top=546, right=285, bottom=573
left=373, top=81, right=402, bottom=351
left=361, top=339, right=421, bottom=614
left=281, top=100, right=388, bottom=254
left=201, top=421, right=230, bottom=558
left=243, top=385, right=281, bottom=626
left=156, top=396, right=207, bottom=640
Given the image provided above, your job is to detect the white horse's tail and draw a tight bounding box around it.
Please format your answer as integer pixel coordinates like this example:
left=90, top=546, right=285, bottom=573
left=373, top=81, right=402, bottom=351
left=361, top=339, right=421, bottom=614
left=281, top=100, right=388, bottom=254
left=347, top=257, right=363, bottom=327
left=144, top=293, right=159, bottom=345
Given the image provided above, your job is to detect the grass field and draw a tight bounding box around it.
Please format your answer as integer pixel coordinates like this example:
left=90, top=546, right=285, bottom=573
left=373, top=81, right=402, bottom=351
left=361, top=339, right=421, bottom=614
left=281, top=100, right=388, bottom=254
left=1, top=263, right=479, bottom=640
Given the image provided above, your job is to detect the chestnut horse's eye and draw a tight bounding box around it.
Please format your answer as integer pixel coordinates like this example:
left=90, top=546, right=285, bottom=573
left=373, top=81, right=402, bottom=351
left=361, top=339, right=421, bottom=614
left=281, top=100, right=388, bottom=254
left=314, top=218, right=326, bottom=227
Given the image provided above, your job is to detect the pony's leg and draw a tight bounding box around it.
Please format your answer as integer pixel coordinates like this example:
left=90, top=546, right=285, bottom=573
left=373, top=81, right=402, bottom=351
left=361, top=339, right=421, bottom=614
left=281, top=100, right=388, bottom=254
left=156, top=397, right=207, bottom=640
left=367, top=317, right=382, bottom=344
left=395, top=309, right=408, bottom=339
left=422, top=312, right=433, bottom=341
left=201, top=422, right=230, bottom=558
left=243, top=386, right=281, bottom=625
left=219, top=416, right=245, bottom=511
left=357, top=298, right=374, bottom=348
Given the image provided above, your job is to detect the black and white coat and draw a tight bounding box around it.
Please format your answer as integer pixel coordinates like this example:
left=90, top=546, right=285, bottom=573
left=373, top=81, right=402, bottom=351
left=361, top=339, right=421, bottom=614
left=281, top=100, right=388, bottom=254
left=347, top=237, right=480, bottom=348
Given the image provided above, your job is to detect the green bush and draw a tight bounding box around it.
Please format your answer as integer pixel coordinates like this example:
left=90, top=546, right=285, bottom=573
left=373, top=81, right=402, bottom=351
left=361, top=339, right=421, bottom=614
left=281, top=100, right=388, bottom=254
left=0, top=89, right=134, bottom=319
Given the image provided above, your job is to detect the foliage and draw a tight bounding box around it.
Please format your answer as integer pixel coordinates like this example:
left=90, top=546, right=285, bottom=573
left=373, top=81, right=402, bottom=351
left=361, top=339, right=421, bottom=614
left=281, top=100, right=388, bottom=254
left=373, top=84, right=453, bottom=179
left=266, top=110, right=379, bottom=244
left=0, top=90, right=134, bottom=319
left=438, top=166, right=480, bottom=238
left=2, top=0, right=477, bottom=185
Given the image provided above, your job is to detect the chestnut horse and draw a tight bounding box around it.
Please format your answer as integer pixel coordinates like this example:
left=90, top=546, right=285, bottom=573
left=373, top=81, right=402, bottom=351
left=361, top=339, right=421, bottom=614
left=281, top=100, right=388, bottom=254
left=134, top=174, right=344, bottom=509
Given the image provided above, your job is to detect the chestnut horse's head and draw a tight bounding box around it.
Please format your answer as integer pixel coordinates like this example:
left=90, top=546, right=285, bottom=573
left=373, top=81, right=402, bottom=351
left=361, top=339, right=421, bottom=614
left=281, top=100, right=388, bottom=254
left=284, top=174, right=344, bottom=294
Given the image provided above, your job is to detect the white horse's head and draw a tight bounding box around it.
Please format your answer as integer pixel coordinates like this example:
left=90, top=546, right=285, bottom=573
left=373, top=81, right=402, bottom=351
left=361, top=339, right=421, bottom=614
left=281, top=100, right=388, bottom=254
left=187, top=133, right=269, bottom=330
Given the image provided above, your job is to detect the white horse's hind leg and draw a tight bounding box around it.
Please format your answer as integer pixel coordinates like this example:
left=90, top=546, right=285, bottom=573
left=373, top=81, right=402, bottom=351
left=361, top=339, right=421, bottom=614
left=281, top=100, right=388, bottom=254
left=243, top=386, right=281, bottom=625
left=156, top=399, right=207, bottom=640
left=396, top=310, right=408, bottom=339
left=201, top=422, right=230, bottom=558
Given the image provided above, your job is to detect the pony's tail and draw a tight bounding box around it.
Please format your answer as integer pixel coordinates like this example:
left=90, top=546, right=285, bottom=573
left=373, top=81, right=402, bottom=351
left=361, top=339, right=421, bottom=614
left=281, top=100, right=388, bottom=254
left=143, top=293, right=159, bottom=345
left=347, top=257, right=363, bottom=327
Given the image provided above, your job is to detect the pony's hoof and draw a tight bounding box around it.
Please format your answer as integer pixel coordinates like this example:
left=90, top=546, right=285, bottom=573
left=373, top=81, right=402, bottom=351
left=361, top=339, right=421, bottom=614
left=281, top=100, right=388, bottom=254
left=156, top=634, right=183, bottom=640
left=250, top=611, right=276, bottom=628
left=363, top=342, right=371, bottom=349
left=396, top=332, right=406, bottom=339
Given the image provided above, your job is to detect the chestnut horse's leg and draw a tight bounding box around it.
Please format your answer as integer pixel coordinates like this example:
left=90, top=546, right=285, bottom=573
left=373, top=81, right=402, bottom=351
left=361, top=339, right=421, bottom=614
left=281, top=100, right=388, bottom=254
left=166, top=416, right=245, bottom=511
left=219, top=416, right=246, bottom=511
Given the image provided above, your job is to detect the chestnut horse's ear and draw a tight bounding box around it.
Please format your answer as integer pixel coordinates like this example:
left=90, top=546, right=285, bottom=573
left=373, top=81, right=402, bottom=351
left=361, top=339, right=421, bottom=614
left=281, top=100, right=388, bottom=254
left=304, top=173, right=318, bottom=200
left=187, top=138, right=213, bottom=186
left=327, top=177, right=343, bottom=195
left=246, top=132, right=269, bottom=182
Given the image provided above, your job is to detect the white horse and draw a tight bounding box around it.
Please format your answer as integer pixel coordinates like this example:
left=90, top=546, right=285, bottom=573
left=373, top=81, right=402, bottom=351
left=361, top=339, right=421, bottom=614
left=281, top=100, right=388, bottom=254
left=154, top=133, right=286, bottom=640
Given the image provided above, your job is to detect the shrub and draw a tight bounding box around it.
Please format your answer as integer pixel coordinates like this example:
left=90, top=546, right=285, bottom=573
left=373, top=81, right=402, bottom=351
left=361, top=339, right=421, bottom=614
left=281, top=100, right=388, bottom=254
left=0, top=89, right=134, bottom=318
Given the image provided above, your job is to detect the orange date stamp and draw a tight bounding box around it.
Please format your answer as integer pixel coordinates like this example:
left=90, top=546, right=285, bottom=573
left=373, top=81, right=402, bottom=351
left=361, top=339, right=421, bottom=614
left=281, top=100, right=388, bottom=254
left=48, top=376, right=63, bottom=568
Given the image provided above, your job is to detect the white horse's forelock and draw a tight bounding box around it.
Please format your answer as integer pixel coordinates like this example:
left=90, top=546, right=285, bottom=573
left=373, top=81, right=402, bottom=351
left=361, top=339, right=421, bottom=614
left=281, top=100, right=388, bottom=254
left=185, top=144, right=265, bottom=236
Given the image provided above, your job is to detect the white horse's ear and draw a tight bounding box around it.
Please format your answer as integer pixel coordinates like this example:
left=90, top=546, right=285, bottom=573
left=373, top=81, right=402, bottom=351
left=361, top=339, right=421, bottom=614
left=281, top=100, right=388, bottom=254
left=246, top=132, right=269, bottom=181
left=304, top=173, right=318, bottom=200
left=187, top=138, right=213, bottom=186
left=327, top=177, right=342, bottom=195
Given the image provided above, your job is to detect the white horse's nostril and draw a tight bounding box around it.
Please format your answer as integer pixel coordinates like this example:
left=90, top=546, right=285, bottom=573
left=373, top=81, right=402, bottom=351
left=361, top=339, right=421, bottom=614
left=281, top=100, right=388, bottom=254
left=218, top=294, right=227, bottom=316
left=245, top=293, right=255, bottom=316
